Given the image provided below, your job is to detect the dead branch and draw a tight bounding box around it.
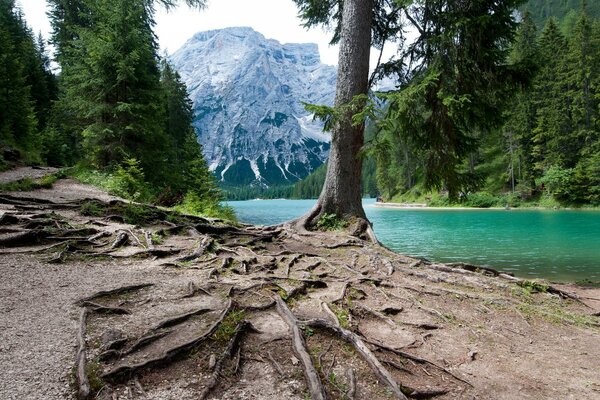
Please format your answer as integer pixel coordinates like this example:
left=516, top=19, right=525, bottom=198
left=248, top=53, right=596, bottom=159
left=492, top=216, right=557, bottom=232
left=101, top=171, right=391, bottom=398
left=303, top=318, right=408, bottom=399
left=198, top=320, right=256, bottom=400
left=126, top=229, right=144, bottom=248
left=267, top=351, right=285, bottom=377
left=274, top=296, right=326, bottom=400
left=76, top=308, right=90, bottom=400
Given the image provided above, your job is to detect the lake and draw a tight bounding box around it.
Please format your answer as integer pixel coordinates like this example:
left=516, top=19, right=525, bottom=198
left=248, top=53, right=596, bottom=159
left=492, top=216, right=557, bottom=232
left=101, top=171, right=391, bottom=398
left=226, top=198, right=600, bottom=282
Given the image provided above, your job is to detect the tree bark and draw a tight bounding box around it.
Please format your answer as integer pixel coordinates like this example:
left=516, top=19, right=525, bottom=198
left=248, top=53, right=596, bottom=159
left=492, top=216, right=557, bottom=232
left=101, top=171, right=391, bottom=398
left=298, top=0, right=374, bottom=231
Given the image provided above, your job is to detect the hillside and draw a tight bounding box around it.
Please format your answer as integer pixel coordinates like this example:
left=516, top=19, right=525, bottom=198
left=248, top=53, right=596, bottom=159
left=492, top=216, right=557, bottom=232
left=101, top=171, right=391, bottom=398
left=523, top=0, right=600, bottom=26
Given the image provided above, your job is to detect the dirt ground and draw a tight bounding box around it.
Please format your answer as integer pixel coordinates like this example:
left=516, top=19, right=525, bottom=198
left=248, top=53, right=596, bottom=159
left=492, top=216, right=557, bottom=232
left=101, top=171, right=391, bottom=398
left=1, top=170, right=599, bottom=400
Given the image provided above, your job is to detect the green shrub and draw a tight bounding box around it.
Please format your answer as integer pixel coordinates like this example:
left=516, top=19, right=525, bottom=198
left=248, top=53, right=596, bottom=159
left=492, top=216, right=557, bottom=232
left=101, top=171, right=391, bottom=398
left=108, top=158, right=151, bottom=201
left=173, top=191, right=237, bottom=222
left=463, top=192, right=498, bottom=208
left=316, top=213, right=347, bottom=231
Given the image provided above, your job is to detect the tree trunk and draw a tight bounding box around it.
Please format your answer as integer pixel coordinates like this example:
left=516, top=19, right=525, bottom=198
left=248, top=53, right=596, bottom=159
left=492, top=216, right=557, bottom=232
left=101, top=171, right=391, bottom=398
left=297, top=0, right=374, bottom=235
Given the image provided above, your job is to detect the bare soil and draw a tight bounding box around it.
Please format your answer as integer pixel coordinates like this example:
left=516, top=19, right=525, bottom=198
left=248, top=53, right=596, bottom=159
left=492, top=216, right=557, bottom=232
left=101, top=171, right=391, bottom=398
left=1, top=170, right=599, bottom=400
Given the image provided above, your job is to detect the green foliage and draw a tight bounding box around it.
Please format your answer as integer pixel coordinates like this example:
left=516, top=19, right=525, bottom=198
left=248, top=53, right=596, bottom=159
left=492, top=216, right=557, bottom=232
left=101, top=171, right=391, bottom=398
left=315, top=213, right=348, bottom=231
left=460, top=192, right=499, bottom=209
left=0, top=0, right=56, bottom=163
left=173, top=191, right=237, bottom=222
left=536, top=165, right=575, bottom=201
left=0, top=171, right=63, bottom=192
left=109, top=158, right=151, bottom=202
left=212, top=309, right=245, bottom=342
left=522, top=0, right=600, bottom=28
left=517, top=280, right=549, bottom=295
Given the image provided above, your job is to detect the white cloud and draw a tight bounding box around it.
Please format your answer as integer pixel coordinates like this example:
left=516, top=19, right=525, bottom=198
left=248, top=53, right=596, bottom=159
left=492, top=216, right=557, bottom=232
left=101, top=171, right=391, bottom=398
left=18, top=0, right=341, bottom=65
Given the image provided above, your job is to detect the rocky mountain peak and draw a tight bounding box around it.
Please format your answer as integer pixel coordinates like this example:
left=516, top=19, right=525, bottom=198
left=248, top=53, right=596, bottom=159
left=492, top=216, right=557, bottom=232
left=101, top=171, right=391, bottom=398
left=170, top=27, right=336, bottom=187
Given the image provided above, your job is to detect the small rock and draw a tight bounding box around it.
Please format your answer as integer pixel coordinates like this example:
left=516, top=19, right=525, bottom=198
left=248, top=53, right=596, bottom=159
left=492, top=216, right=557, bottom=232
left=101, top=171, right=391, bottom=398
left=468, top=350, right=478, bottom=361
left=208, top=354, right=217, bottom=370
left=291, top=356, right=299, bottom=366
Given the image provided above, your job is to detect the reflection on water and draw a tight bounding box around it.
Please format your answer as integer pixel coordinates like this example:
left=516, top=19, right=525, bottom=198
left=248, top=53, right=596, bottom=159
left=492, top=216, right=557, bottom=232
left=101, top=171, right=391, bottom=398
left=226, top=198, right=600, bottom=282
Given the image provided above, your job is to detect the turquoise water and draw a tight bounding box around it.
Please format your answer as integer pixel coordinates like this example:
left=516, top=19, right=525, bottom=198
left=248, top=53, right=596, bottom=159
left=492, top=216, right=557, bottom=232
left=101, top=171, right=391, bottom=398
left=226, top=198, right=600, bottom=282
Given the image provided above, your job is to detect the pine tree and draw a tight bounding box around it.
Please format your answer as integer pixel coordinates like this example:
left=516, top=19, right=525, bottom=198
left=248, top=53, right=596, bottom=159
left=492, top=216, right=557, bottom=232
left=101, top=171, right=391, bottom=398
left=0, top=0, right=40, bottom=162
left=531, top=18, right=570, bottom=172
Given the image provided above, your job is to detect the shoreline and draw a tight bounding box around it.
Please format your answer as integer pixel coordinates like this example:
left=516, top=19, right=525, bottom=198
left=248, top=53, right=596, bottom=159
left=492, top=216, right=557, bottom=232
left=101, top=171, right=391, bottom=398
left=370, top=201, right=600, bottom=211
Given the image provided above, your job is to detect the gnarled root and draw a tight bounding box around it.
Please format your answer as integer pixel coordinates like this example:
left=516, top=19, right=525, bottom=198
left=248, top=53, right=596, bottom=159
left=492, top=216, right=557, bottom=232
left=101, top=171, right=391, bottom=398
left=198, top=320, right=257, bottom=399
left=274, top=296, right=326, bottom=400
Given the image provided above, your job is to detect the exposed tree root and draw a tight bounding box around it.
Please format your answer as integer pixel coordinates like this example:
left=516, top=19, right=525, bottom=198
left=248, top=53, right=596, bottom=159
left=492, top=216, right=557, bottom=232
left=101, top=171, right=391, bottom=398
left=3, top=190, right=594, bottom=399
left=101, top=300, right=233, bottom=382
left=81, top=301, right=130, bottom=315
left=274, top=296, right=326, bottom=400
left=303, top=318, right=409, bottom=399
left=109, top=231, right=129, bottom=250
left=150, top=307, right=214, bottom=331
left=198, top=320, right=256, bottom=400
left=76, top=283, right=154, bottom=305
left=366, top=338, right=473, bottom=388
left=175, top=236, right=214, bottom=262
left=76, top=308, right=90, bottom=400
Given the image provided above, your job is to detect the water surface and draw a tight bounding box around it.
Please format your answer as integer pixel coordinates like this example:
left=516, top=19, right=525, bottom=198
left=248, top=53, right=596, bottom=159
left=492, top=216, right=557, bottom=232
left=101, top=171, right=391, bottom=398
left=226, top=199, right=600, bottom=282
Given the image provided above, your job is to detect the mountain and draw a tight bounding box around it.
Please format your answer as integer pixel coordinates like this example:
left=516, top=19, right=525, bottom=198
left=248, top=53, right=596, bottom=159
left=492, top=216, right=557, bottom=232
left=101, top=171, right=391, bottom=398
left=170, top=27, right=336, bottom=187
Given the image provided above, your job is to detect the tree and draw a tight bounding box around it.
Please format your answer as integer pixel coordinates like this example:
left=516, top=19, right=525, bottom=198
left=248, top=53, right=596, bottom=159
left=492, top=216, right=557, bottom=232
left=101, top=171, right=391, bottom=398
left=0, top=0, right=55, bottom=163
left=293, top=0, right=376, bottom=239
left=392, top=0, right=524, bottom=198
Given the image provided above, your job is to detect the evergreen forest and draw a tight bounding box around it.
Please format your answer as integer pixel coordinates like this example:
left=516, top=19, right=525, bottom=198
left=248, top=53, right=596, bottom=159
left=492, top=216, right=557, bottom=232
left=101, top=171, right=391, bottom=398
left=0, top=0, right=232, bottom=219
left=1, top=0, right=599, bottom=209
left=290, top=3, right=600, bottom=208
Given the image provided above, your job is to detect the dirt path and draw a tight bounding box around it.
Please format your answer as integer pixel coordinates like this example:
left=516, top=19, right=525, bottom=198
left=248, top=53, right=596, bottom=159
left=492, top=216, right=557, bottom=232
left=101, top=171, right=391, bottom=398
left=1, top=173, right=599, bottom=400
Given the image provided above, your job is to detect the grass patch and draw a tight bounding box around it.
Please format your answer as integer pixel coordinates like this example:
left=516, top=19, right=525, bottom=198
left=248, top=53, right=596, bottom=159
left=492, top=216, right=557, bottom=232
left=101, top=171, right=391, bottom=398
left=330, top=304, right=351, bottom=329
left=86, top=360, right=104, bottom=394
left=575, top=279, right=600, bottom=288
left=212, top=309, right=246, bottom=343
left=0, top=169, right=66, bottom=192
left=516, top=300, right=598, bottom=328
left=517, top=280, right=549, bottom=295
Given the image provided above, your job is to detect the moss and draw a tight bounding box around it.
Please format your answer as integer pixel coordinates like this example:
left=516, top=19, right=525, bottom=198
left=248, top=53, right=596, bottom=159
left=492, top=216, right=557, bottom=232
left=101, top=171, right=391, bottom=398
left=87, top=360, right=104, bottom=394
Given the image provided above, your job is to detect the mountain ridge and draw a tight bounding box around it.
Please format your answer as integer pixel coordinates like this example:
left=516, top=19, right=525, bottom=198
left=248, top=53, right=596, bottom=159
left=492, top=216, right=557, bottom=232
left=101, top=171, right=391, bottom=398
left=170, top=27, right=336, bottom=187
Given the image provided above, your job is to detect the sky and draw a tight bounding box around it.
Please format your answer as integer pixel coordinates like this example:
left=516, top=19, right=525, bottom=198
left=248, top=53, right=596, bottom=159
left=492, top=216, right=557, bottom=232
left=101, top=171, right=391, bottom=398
left=17, top=0, right=343, bottom=66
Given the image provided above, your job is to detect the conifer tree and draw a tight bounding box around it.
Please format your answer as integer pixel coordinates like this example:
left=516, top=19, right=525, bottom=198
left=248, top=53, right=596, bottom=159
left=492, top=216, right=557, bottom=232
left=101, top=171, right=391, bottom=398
left=0, top=0, right=43, bottom=161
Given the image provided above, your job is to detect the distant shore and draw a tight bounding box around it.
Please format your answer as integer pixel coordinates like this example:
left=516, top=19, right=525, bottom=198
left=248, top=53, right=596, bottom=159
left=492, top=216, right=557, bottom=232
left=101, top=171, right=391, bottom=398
left=371, top=201, right=508, bottom=210
left=369, top=201, right=600, bottom=211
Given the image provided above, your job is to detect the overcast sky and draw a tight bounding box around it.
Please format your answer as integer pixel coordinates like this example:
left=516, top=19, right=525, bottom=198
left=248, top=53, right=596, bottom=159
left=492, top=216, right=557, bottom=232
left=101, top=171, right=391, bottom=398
left=17, top=0, right=344, bottom=65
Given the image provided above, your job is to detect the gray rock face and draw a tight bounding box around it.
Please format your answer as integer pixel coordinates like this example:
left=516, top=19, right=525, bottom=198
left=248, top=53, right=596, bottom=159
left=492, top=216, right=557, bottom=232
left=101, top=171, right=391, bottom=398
left=170, top=27, right=336, bottom=187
